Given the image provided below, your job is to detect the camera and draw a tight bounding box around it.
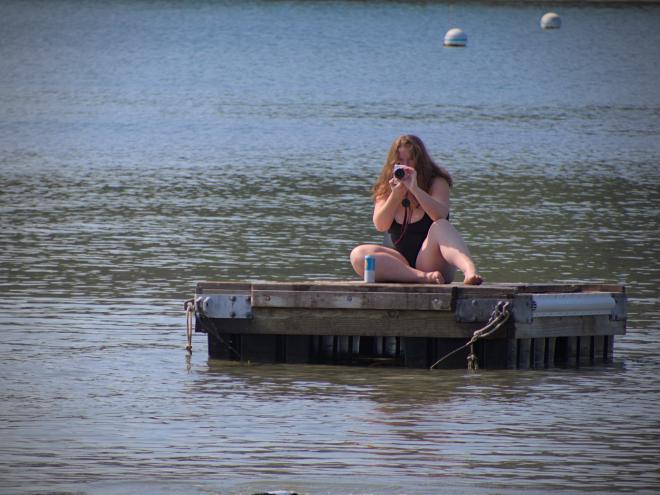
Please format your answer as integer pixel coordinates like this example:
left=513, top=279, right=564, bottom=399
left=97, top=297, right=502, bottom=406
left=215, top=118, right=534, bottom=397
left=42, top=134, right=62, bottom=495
left=393, top=164, right=406, bottom=179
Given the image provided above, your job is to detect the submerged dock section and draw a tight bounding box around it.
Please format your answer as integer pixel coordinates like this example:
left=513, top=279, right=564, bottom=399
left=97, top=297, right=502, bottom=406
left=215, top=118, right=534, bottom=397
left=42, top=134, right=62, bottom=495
left=189, top=281, right=626, bottom=369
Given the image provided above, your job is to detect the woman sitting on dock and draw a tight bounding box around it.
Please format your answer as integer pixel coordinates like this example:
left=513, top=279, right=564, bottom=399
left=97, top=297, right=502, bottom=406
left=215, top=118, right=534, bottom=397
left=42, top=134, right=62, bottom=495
left=350, top=135, right=483, bottom=285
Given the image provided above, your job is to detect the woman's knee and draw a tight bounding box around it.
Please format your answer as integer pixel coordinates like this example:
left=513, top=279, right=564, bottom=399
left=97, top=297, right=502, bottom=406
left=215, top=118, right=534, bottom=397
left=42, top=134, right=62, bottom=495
left=350, top=245, right=370, bottom=267
left=350, top=244, right=382, bottom=268
left=431, top=218, right=451, bottom=229
left=428, top=218, right=451, bottom=237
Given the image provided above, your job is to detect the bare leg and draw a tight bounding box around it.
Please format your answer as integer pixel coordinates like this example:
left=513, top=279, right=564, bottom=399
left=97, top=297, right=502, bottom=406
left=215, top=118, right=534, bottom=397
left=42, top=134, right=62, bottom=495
left=350, top=244, right=444, bottom=284
left=415, top=220, right=483, bottom=285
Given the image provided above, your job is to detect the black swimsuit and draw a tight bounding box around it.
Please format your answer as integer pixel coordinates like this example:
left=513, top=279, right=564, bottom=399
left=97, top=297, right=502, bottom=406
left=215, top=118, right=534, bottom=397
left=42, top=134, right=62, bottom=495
left=386, top=213, right=434, bottom=268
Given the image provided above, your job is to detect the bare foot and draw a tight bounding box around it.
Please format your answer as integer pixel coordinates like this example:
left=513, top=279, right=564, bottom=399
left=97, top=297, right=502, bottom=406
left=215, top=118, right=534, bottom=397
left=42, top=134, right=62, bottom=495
left=464, top=274, right=483, bottom=285
left=423, top=271, right=445, bottom=284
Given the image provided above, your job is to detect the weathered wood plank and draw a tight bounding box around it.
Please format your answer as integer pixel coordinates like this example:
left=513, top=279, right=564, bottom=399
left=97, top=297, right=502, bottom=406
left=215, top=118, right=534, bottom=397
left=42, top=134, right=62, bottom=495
left=514, top=315, right=626, bottom=339
left=533, top=338, right=546, bottom=368
left=337, top=336, right=351, bottom=355
left=253, top=281, right=456, bottom=294
left=352, top=336, right=360, bottom=354
left=605, top=335, right=615, bottom=361
left=320, top=336, right=334, bottom=358
left=578, top=336, right=592, bottom=364
left=197, top=280, right=624, bottom=296
left=518, top=339, right=531, bottom=369
left=506, top=339, right=518, bottom=369
left=546, top=337, right=556, bottom=367
left=252, top=290, right=452, bottom=311
left=566, top=337, right=578, bottom=366
left=218, top=307, right=481, bottom=338
left=592, top=335, right=605, bottom=362
left=197, top=282, right=252, bottom=294
left=453, top=285, right=518, bottom=299
left=455, top=297, right=514, bottom=322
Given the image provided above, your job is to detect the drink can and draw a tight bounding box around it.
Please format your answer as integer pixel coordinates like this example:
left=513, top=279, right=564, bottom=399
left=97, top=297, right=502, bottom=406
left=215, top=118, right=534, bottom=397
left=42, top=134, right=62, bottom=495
left=364, top=255, right=376, bottom=283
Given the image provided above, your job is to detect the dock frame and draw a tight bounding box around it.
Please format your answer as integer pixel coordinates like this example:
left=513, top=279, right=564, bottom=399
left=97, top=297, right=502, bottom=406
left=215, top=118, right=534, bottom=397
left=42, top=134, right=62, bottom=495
left=190, top=281, right=626, bottom=369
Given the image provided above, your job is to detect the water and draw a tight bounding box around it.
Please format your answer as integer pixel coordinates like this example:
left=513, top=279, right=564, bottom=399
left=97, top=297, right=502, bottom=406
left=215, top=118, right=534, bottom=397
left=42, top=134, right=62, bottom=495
left=1, top=1, right=660, bottom=494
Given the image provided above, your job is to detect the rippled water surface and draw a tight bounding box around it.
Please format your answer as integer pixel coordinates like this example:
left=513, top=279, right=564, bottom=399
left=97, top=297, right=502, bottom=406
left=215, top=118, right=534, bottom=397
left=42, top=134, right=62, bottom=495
left=1, top=1, right=660, bottom=494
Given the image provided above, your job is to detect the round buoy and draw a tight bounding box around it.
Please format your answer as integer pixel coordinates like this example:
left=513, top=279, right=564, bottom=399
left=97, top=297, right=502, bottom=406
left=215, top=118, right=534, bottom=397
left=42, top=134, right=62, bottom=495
left=540, top=12, right=561, bottom=29
left=443, top=28, right=467, bottom=47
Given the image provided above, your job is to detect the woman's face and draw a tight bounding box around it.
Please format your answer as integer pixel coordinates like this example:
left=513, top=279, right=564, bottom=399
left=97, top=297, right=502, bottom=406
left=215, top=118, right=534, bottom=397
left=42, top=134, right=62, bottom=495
left=397, top=146, right=414, bottom=167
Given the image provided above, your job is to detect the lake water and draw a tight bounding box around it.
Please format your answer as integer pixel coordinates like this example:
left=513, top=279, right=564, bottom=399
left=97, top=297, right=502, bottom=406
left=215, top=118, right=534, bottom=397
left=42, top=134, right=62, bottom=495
left=1, top=1, right=659, bottom=494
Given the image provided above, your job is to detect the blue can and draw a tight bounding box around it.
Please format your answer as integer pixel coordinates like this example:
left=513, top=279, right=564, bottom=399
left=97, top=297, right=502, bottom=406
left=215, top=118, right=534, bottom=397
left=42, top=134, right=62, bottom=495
left=364, top=255, right=376, bottom=283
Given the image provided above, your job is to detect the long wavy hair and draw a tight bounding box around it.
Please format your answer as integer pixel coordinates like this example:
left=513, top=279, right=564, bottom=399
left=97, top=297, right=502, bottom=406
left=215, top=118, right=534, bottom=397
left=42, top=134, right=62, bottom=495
left=372, top=135, right=452, bottom=201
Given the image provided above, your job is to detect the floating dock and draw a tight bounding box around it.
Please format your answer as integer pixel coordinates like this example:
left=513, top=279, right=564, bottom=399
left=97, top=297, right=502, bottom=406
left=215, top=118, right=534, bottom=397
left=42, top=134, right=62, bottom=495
left=188, top=281, right=626, bottom=369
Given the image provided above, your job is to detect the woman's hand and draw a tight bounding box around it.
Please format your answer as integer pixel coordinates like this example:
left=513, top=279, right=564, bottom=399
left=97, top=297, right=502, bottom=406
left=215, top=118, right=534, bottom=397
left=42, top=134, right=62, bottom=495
left=388, top=176, right=407, bottom=200
left=396, top=165, right=418, bottom=193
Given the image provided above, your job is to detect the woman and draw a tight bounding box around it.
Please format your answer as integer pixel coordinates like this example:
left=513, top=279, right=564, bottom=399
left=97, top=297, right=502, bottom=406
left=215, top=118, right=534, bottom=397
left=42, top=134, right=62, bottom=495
left=350, top=135, right=483, bottom=285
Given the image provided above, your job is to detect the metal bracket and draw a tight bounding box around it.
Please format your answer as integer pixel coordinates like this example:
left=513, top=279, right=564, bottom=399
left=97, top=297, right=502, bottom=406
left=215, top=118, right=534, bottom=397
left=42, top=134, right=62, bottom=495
left=196, top=294, right=253, bottom=319
left=455, top=298, right=505, bottom=323
left=512, top=295, right=534, bottom=323
left=610, top=293, right=627, bottom=321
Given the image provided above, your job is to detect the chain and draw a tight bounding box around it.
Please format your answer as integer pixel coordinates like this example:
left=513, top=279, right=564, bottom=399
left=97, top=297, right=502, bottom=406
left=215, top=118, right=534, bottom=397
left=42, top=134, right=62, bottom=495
left=430, top=300, right=511, bottom=371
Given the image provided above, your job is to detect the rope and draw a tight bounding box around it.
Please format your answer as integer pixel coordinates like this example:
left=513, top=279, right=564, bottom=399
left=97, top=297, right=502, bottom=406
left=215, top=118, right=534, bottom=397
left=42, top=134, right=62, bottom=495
left=184, top=297, right=242, bottom=359
left=430, top=300, right=511, bottom=371
left=184, top=299, right=195, bottom=353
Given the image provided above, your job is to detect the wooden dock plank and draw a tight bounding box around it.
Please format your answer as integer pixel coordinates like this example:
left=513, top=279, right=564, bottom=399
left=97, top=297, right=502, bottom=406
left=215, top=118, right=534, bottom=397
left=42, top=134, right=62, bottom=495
left=253, top=281, right=456, bottom=294
left=197, top=282, right=252, bottom=294
left=546, top=337, right=556, bottom=367
left=506, top=339, right=518, bottom=369
left=228, top=308, right=480, bottom=339
left=252, top=290, right=453, bottom=311
left=578, top=336, right=592, bottom=364
left=533, top=338, right=546, bottom=368
left=605, top=335, right=615, bottom=361
left=566, top=337, right=579, bottom=366
left=592, top=335, right=605, bottom=362
left=518, top=339, right=531, bottom=369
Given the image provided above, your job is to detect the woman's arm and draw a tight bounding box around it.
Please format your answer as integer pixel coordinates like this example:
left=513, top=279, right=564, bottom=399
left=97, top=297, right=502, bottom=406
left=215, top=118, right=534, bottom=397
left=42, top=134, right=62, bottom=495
left=408, top=174, right=451, bottom=221
left=373, top=178, right=407, bottom=232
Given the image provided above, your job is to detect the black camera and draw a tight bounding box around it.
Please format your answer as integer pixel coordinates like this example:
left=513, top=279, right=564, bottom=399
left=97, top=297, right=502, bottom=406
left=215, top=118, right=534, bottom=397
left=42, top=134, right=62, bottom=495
left=393, top=165, right=405, bottom=179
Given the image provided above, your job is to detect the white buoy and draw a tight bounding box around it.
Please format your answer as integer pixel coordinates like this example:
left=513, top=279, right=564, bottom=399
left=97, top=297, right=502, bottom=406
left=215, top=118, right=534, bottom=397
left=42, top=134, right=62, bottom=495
left=540, top=12, right=561, bottom=29
left=443, top=28, right=467, bottom=47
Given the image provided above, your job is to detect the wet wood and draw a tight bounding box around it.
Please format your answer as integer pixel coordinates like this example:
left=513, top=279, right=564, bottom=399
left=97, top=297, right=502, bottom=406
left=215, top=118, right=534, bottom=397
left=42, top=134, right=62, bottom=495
left=566, top=337, right=579, bottom=366
left=592, top=335, right=605, bottom=362
left=605, top=335, right=615, bottom=361
left=579, top=336, right=592, bottom=364
left=546, top=337, right=556, bottom=367
left=533, top=338, right=546, bottom=368
left=518, top=338, right=531, bottom=369
left=506, top=338, right=518, bottom=369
